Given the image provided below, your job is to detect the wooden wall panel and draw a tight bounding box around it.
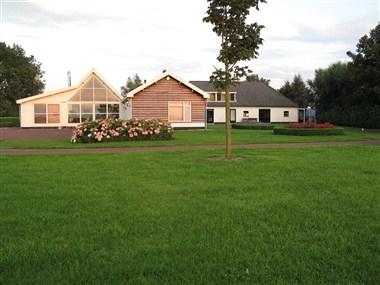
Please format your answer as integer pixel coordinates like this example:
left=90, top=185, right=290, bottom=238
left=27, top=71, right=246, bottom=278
left=131, top=77, right=206, bottom=122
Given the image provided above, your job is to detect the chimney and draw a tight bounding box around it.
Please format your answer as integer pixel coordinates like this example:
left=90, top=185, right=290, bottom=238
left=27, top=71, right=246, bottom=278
left=144, top=79, right=147, bottom=84
left=67, top=71, right=71, bottom=87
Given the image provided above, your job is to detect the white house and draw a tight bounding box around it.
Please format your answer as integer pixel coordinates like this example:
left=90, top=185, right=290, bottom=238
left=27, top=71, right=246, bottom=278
left=16, top=69, right=126, bottom=128
left=190, top=81, right=301, bottom=124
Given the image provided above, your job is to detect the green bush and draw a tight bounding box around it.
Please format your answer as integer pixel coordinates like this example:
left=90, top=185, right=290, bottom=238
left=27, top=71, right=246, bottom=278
left=0, top=117, right=19, bottom=127
left=273, top=127, right=344, bottom=136
left=318, top=106, right=380, bottom=129
left=232, top=123, right=274, bottom=130
left=71, top=118, right=173, bottom=143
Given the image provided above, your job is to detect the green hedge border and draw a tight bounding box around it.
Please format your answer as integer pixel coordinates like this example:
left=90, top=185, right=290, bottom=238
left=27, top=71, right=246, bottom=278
left=232, top=123, right=274, bottom=130
left=273, top=127, right=344, bottom=136
left=0, top=117, right=19, bottom=128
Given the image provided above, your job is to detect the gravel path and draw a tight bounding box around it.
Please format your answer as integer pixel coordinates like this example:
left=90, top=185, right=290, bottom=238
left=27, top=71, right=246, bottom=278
left=1, top=140, right=380, bottom=156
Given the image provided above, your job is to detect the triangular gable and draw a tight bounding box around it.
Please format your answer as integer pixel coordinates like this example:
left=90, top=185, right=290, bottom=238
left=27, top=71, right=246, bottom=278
left=16, top=68, right=123, bottom=104
left=125, top=71, right=210, bottom=100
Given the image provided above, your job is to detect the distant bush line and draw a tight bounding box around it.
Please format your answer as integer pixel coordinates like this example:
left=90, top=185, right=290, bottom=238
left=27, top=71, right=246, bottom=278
left=0, top=117, right=19, bottom=127
left=274, top=127, right=344, bottom=136
left=318, top=106, right=380, bottom=129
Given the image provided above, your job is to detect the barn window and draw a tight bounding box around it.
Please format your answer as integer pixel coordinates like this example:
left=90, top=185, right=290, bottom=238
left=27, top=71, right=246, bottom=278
left=168, top=101, right=191, bottom=122
left=284, top=111, right=289, bottom=117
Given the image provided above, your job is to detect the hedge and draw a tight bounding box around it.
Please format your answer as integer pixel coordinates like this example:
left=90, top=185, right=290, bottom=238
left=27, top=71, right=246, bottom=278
left=0, top=117, right=19, bottom=127
left=273, top=127, right=344, bottom=136
left=71, top=118, right=173, bottom=143
left=318, top=106, right=380, bottom=129
left=232, top=123, right=274, bottom=130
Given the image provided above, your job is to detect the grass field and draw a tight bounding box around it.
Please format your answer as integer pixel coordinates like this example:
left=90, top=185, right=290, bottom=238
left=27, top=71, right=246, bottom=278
left=1, top=146, right=380, bottom=284
left=1, top=125, right=380, bottom=149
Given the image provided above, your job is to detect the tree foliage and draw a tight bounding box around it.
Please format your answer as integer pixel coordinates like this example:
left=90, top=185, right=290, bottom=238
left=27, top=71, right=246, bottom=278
left=0, top=42, right=45, bottom=116
left=279, top=74, right=313, bottom=108
left=121, top=73, right=143, bottom=95
left=310, top=24, right=380, bottom=128
left=204, top=0, right=266, bottom=158
left=246, top=73, right=270, bottom=85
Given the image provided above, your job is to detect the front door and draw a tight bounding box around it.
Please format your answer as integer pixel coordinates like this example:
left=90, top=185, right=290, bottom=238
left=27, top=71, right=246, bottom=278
left=259, top=109, right=271, bottom=123
left=207, top=109, right=214, bottom=123
left=230, top=109, right=236, bottom=123
left=298, top=109, right=305, bottom=122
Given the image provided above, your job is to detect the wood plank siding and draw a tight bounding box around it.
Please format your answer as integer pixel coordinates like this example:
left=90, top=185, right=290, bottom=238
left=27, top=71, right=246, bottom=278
left=131, top=77, right=206, bottom=122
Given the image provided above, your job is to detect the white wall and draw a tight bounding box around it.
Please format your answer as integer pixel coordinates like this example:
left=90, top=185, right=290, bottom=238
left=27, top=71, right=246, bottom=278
left=19, top=89, right=76, bottom=128
left=19, top=90, right=125, bottom=128
left=207, top=107, right=299, bottom=123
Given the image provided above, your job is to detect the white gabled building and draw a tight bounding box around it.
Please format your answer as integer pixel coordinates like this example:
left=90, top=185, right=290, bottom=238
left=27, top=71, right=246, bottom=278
left=16, top=69, right=126, bottom=128
left=190, top=81, right=302, bottom=124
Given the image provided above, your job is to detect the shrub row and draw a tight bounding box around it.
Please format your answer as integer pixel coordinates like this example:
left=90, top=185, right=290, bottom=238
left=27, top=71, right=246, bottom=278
left=0, top=117, right=19, bottom=127
left=71, top=118, right=173, bottom=143
left=232, top=123, right=274, bottom=130
left=318, top=106, right=380, bottom=129
left=273, top=127, right=344, bottom=136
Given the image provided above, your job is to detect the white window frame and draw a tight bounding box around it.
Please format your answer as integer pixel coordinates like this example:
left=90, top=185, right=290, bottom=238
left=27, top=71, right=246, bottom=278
left=34, top=103, right=60, bottom=124
left=68, top=76, right=120, bottom=124
left=168, top=101, right=192, bottom=123
left=207, top=92, right=237, bottom=102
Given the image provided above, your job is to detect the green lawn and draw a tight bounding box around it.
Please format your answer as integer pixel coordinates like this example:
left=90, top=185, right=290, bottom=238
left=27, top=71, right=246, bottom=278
left=1, top=146, right=380, bottom=284
left=1, top=125, right=380, bottom=149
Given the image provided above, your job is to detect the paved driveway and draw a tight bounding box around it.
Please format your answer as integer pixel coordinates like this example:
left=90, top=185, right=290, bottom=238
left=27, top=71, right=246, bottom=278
left=0, top=128, right=73, bottom=141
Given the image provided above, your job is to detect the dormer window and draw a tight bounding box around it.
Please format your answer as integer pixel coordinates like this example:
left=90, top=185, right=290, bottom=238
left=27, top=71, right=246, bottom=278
left=207, top=92, right=237, bottom=102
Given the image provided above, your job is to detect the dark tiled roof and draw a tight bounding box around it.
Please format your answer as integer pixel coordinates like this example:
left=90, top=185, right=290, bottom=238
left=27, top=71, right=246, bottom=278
left=190, top=81, right=298, bottom=108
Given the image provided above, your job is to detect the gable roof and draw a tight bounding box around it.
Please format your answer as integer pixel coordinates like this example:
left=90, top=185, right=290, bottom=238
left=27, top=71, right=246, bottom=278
left=190, top=81, right=298, bottom=108
left=16, top=68, right=123, bottom=104
left=125, top=71, right=209, bottom=100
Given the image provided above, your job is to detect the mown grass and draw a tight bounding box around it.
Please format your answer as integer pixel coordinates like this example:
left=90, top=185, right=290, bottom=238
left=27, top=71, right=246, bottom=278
left=1, top=125, right=380, bottom=149
left=1, top=146, right=380, bottom=284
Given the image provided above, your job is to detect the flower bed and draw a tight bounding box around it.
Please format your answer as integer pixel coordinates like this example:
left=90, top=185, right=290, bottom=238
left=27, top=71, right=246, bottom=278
left=288, top=121, right=335, bottom=128
left=71, top=118, right=173, bottom=143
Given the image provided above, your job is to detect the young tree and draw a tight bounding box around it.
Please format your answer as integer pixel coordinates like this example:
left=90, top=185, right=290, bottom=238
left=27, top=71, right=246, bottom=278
left=246, top=73, right=270, bottom=85
left=0, top=42, right=45, bottom=116
left=204, top=0, right=266, bottom=159
left=121, top=73, right=143, bottom=95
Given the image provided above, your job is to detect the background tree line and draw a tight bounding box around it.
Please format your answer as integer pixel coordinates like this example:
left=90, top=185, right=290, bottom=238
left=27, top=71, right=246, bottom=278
left=279, top=23, right=380, bottom=128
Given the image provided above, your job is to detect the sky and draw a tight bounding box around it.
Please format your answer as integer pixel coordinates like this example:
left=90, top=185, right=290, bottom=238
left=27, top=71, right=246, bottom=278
left=1, top=0, right=379, bottom=92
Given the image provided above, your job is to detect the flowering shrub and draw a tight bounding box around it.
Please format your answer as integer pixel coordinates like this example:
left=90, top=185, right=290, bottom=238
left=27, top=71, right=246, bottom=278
left=71, top=118, right=173, bottom=143
left=288, top=121, right=335, bottom=128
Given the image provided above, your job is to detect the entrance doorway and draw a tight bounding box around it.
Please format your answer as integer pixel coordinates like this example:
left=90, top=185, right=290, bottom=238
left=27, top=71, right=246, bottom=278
left=259, top=109, right=271, bottom=123
left=207, top=109, right=214, bottom=123
left=230, top=109, right=236, bottom=123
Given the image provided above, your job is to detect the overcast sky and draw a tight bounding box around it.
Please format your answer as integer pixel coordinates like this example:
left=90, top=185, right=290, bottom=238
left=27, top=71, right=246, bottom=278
left=1, top=0, right=379, bottom=92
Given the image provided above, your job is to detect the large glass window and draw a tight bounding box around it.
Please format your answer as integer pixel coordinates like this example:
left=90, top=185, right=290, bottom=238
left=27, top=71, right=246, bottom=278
left=81, top=104, right=93, bottom=122
left=68, top=104, right=80, bottom=123
left=47, top=104, right=60, bottom=123
left=95, top=104, right=107, bottom=120
left=34, top=104, right=46, bottom=124
left=34, top=104, right=60, bottom=124
left=168, top=101, right=191, bottom=122
left=68, top=75, right=120, bottom=123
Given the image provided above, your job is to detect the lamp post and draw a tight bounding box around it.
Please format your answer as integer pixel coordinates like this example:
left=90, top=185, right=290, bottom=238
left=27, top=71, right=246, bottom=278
left=307, top=106, right=312, bottom=122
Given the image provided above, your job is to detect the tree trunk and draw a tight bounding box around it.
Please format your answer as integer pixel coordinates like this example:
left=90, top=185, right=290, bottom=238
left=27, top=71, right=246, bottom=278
left=224, top=63, right=232, bottom=159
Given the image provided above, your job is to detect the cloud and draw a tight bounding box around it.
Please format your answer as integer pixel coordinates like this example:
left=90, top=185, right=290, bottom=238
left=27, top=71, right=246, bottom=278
left=1, top=0, right=378, bottom=90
